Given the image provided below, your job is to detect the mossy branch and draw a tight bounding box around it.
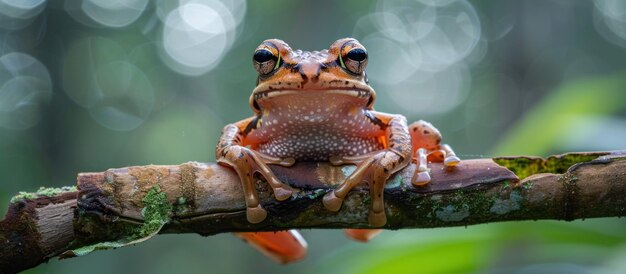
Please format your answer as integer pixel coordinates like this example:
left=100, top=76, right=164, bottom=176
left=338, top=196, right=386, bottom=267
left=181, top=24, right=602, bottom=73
left=1, top=151, right=625, bottom=273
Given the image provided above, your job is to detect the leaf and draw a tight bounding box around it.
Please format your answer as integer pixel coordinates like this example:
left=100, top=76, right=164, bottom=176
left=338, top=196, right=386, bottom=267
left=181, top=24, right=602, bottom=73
left=492, top=72, right=626, bottom=155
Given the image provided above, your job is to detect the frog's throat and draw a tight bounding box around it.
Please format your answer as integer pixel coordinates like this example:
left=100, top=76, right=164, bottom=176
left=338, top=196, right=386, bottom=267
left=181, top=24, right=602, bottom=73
left=249, top=88, right=376, bottom=113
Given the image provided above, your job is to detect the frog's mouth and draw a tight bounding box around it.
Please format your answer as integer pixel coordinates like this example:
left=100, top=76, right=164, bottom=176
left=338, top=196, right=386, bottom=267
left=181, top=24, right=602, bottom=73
left=252, top=88, right=372, bottom=101
left=250, top=86, right=377, bottom=112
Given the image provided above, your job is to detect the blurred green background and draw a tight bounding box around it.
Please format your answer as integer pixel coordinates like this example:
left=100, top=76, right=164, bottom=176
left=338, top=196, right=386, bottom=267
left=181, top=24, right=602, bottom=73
left=1, top=0, right=626, bottom=273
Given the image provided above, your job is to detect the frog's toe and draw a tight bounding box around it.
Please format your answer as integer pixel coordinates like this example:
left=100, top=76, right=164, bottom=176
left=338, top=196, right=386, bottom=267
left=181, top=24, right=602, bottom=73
left=247, top=205, right=268, bottom=224
left=444, top=155, right=460, bottom=167
left=280, top=157, right=296, bottom=167
left=323, top=191, right=344, bottom=212
left=412, top=171, right=431, bottom=186
left=368, top=211, right=387, bottom=227
left=273, top=186, right=294, bottom=201
left=257, top=153, right=296, bottom=167
left=329, top=155, right=344, bottom=166
left=343, top=229, right=383, bottom=242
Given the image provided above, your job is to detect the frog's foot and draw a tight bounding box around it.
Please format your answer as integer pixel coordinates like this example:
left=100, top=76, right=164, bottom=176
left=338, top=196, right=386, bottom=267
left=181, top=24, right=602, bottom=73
left=247, top=204, right=268, bottom=224
left=412, top=148, right=431, bottom=186
left=369, top=211, right=387, bottom=227
left=440, top=144, right=460, bottom=167
left=421, top=144, right=460, bottom=167
left=218, top=145, right=294, bottom=223
left=343, top=229, right=383, bottom=242
left=323, top=151, right=408, bottom=227
left=413, top=171, right=431, bottom=186
left=322, top=190, right=343, bottom=212
left=234, top=229, right=308, bottom=264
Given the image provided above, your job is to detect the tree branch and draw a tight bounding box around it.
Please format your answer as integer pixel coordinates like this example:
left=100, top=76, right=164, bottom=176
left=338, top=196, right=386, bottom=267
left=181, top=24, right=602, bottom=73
left=1, top=151, right=625, bottom=273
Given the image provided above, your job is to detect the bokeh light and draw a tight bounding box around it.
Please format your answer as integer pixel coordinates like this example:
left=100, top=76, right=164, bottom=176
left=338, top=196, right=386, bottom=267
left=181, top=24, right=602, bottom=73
left=0, top=0, right=46, bottom=30
left=0, top=52, right=51, bottom=130
left=65, top=0, right=148, bottom=28
left=594, top=0, right=626, bottom=48
left=62, top=36, right=154, bottom=131
left=1, top=1, right=626, bottom=274
left=82, top=0, right=149, bottom=28
left=88, top=61, right=154, bottom=131
left=477, top=2, right=516, bottom=42
left=160, top=0, right=245, bottom=76
left=356, top=0, right=480, bottom=114
left=62, top=36, right=125, bottom=107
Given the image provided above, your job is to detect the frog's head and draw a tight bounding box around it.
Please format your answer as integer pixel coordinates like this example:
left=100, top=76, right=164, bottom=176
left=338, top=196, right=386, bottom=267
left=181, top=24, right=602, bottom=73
left=249, top=38, right=375, bottom=114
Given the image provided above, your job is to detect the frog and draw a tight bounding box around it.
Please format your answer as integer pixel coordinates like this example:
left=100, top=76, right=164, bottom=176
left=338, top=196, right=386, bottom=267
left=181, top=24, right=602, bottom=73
left=216, top=38, right=460, bottom=263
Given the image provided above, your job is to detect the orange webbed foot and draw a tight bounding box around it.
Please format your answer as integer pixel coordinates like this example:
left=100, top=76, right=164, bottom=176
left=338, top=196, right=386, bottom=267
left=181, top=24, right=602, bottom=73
left=344, top=229, right=383, bottom=242
left=235, top=230, right=308, bottom=264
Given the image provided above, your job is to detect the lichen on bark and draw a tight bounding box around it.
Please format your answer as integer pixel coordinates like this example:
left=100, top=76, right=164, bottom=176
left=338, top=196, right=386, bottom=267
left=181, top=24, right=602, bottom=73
left=62, top=185, right=172, bottom=258
left=10, top=186, right=77, bottom=203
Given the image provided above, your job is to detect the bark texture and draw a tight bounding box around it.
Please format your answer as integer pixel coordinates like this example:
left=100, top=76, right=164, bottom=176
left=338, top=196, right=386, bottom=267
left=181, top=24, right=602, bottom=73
left=1, top=151, right=625, bottom=273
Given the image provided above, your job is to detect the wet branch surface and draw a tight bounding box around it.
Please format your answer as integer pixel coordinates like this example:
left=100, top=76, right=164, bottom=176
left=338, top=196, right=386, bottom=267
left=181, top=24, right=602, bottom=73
left=1, top=151, right=625, bottom=273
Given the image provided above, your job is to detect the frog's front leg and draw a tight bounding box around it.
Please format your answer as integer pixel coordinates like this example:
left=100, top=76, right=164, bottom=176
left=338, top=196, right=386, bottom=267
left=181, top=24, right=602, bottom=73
left=409, top=120, right=460, bottom=186
left=323, top=112, right=412, bottom=227
left=216, top=117, right=295, bottom=223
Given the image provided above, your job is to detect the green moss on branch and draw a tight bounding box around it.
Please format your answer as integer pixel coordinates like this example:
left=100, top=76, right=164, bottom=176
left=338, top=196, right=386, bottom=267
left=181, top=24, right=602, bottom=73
left=10, top=186, right=77, bottom=203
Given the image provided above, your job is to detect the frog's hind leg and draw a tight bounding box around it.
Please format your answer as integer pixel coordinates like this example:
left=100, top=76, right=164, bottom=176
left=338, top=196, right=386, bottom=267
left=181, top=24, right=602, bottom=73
left=409, top=120, right=461, bottom=186
left=235, top=229, right=307, bottom=264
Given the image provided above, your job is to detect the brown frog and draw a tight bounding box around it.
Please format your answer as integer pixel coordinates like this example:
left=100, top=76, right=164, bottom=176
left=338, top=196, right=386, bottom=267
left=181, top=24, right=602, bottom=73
left=216, top=38, right=460, bottom=263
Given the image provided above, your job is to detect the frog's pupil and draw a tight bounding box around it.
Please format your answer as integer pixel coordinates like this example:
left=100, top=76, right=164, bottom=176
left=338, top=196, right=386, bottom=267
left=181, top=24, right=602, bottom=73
left=254, top=50, right=274, bottom=63
left=346, top=48, right=367, bottom=62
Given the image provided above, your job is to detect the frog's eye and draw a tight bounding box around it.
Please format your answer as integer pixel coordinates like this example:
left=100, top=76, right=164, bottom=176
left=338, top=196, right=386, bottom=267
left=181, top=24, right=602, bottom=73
left=253, top=49, right=280, bottom=75
left=340, top=47, right=368, bottom=75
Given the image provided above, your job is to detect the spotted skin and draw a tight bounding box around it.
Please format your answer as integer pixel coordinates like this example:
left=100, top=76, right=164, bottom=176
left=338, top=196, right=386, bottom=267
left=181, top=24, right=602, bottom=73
left=409, top=120, right=460, bottom=185
left=252, top=94, right=384, bottom=161
left=216, top=38, right=460, bottom=262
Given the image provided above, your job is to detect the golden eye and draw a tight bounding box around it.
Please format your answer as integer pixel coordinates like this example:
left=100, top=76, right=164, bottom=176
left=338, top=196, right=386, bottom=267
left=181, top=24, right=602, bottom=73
left=253, top=49, right=280, bottom=75
left=340, top=47, right=368, bottom=74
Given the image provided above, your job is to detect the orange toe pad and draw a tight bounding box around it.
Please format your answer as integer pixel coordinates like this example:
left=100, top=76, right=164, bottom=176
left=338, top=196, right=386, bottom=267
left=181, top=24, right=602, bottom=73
left=235, top=230, right=308, bottom=264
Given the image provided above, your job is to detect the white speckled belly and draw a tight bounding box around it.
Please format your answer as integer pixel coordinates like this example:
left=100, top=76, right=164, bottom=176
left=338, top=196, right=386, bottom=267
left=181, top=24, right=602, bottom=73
left=258, top=128, right=384, bottom=161
left=250, top=94, right=385, bottom=161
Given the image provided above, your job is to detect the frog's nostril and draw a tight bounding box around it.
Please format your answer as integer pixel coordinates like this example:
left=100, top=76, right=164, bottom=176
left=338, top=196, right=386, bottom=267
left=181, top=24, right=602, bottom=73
left=297, top=63, right=323, bottom=86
